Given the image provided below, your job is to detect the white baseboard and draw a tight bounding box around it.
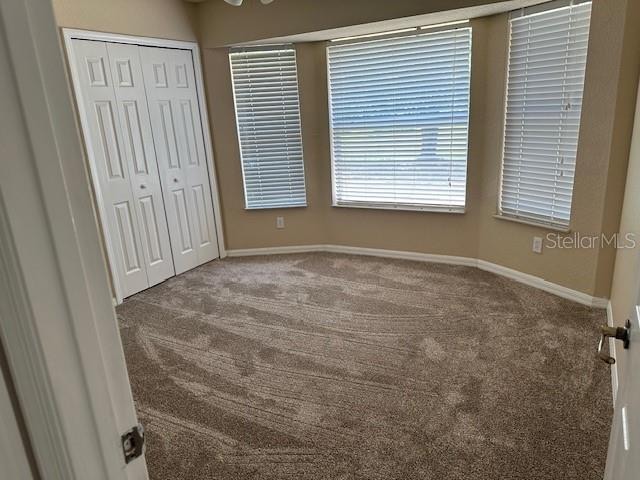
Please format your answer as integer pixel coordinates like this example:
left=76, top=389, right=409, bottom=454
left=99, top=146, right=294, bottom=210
left=226, top=244, right=609, bottom=308
left=323, top=244, right=478, bottom=267
left=606, top=301, right=618, bottom=406
left=226, top=245, right=327, bottom=257
left=476, top=260, right=609, bottom=308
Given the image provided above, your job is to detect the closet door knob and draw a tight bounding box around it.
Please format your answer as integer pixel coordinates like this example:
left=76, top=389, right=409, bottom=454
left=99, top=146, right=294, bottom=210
left=140, top=184, right=147, bottom=190
left=173, top=178, right=179, bottom=183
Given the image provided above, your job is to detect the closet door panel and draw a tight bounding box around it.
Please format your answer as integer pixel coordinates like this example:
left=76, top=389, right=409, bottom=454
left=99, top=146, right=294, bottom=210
left=171, top=188, right=194, bottom=254
left=140, top=50, right=198, bottom=274
left=106, top=42, right=175, bottom=287
left=140, top=46, right=218, bottom=273
left=173, top=49, right=218, bottom=259
left=71, top=40, right=148, bottom=298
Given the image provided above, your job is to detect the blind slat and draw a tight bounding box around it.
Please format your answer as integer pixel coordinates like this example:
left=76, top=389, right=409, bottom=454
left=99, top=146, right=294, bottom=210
left=328, top=27, right=471, bottom=210
left=500, top=2, right=591, bottom=227
left=230, top=46, right=307, bottom=209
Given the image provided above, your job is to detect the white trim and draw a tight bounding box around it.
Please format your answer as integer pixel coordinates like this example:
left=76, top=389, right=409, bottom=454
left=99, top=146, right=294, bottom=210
left=61, top=29, right=227, bottom=302
left=326, top=43, right=338, bottom=208
left=227, top=49, right=250, bottom=210
left=510, top=0, right=591, bottom=19
left=475, top=259, right=608, bottom=308
left=62, top=35, right=124, bottom=303
left=0, top=194, right=64, bottom=478
left=1, top=2, right=149, bottom=478
left=493, top=214, right=571, bottom=233
left=330, top=20, right=470, bottom=46
left=228, top=44, right=308, bottom=211
left=191, top=42, right=227, bottom=259
left=226, top=244, right=608, bottom=308
left=61, top=28, right=199, bottom=50
left=0, top=354, right=33, bottom=480
left=325, top=29, right=472, bottom=213
left=226, top=245, right=327, bottom=257
left=333, top=203, right=466, bottom=214
left=607, top=301, right=618, bottom=406
left=498, top=2, right=590, bottom=231
left=323, top=245, right=477, bottom=267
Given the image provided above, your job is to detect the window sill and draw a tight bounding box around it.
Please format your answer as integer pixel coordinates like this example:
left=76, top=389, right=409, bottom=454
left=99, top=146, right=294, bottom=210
left=245, top=204, right=307, bottom=211
left=493, top=214, right=570, bottom=233
left=333, top=202, right=466, bottom=214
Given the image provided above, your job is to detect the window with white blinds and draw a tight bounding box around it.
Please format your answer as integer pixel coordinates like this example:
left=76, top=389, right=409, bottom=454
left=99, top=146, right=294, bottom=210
left=327, top=26, right=471, bottom=211
left=229, top=45, right=306, bottom=209
left=499, top=1, right=592, bottom=228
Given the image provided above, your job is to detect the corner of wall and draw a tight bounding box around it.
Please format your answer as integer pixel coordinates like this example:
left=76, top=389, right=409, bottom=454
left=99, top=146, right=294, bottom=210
left=195, top=0, right=636, bottom=301
left=474, top=12, right=508, bottom=264
left=52, top=0, right=198, bottom=42
left=592, top=0, right=640, bottom=299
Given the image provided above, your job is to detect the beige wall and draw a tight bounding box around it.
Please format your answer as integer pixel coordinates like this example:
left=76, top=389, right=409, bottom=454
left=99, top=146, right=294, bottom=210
left=593, top=0, right=640, bottom=298
left=196, top=0, right=514, bottom=48
left=204, top=28, right=484, bottom=255
left=52, top=0, right=197, bottom=41
left=608, top=0, right=640, bottom=373
left=477, top=0, right=640, bottom=298
left=201, top=0, right=640, bottom=298
left=202, top=25, right=486, bottom=256
left=315, top=22, right=485, bottom=258
left=51, top=0, right=640, bottom=299
left=609, top=88, right=640, bottom=379
left=51, top=0, right=199, bottom=296
left=202, top=44, right=329, bottom=248
left=607, top=0, right=640, bottom=388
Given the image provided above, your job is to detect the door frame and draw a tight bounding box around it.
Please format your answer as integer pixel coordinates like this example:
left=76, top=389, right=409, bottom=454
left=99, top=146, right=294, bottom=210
left=0, top=360, right=34, bottom=480
left=0, top=0, right=150, bottom=478
left=62, top=29, right=227, bottom=303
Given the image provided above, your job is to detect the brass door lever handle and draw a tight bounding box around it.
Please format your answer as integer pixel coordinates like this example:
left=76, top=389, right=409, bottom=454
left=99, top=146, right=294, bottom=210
left=597, top=319, right=630, bottom=364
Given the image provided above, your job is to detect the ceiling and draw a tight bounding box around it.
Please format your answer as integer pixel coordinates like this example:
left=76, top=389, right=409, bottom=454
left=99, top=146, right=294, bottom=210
left=218, top=0, right=552, bottom=45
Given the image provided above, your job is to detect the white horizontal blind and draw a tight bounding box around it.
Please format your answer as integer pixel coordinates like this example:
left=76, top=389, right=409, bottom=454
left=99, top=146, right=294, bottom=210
left=327, top=27, right=471, bottom=211
left=230, top=46, right=306, bottom=209
left=500, top=2, right=592, bottom=227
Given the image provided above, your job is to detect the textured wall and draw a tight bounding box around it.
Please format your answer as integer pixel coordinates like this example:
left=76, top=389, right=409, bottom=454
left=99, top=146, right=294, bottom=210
left=201, top=0, right=640, bottom=297
left=202, top=44, right=329, bottom=249
left=52, top=0, right=197, bottom=40
left=592, top=0, right=640, bottom=298
left=195, top=0, right=526, bottom=48
left=51, top=0, right=640, bottom=298
left=202, top=31, right=483, bottom=258
left=476, top=0, right=640, bottom=298
left=608, top=0, right=640, bottom=384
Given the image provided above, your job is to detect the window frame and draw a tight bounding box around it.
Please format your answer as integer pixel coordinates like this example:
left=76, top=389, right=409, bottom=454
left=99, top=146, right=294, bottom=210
left=229, top=44, right=308, bottom=210
left=496, top=0, right=592, bottom=230
left=326, top=24, right=472, bottom=214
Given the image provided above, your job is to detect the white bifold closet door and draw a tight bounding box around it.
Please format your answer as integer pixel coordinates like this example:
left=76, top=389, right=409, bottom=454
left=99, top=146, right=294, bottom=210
left=140, top=47, right=218, bottom=274
left=72, top=39, right=175, bottom=298
left=71, top=39, right=219, bottom=299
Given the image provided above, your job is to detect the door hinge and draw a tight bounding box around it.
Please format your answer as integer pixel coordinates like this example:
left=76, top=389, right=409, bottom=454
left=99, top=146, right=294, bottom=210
left=121, top=424, right=145, bottom=464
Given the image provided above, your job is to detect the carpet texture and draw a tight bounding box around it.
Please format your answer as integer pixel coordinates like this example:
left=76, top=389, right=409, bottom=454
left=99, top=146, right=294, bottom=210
left=117, top=253, right=612, bottom=480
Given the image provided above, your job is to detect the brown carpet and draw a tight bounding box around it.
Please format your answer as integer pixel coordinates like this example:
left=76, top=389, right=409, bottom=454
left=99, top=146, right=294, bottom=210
left=117, top=252, right=612, bottom=480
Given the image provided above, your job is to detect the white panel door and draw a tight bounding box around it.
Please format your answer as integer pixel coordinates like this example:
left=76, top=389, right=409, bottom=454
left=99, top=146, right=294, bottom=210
left=603, top=77, right=640, bottom=480
left=604, top=304, right=640, bottom=480
left=105, top=42, right=175, bottom=288
left=71, top=39, right=149, bottom=298
left=139, top=46, right=219, bottom=274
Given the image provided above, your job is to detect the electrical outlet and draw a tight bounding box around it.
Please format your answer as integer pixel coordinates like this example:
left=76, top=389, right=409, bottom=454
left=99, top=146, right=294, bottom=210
left=276, top=216, right=285, bottom=229
left=532, top=236, right=543, bottom=254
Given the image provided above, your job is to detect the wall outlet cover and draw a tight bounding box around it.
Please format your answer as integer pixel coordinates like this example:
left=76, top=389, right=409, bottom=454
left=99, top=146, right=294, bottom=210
left=276, top=216, right=285, bottom=229
left=532, top=236, right=543, bottom=254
